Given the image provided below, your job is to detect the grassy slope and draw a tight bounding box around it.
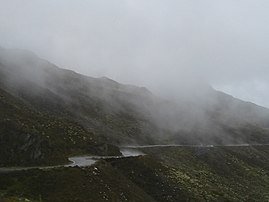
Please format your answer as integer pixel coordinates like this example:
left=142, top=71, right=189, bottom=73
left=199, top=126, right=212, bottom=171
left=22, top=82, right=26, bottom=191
left=0, top=162, right=155, bottom=202
left=2, top=49, right=269, bottom=148
left=135, top=146, right=269, bottom=201
left=1, top=146, right=269, bottom=202
left=0, top=88, right=120, bottom=166
left=1, top=48, right=269, bottom=167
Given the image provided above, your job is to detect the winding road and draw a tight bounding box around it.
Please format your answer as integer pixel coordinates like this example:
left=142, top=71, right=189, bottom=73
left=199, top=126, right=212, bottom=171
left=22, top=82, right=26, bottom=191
left=0, top=148, right=143, bottom=173
left=1, top=144, right=269, bottom=173
left=122, top=143, right=269, bottom=148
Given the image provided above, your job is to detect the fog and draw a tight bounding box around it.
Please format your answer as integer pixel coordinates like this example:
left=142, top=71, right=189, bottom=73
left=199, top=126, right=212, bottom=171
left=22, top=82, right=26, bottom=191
left=1, top=0, right=269, bottom=107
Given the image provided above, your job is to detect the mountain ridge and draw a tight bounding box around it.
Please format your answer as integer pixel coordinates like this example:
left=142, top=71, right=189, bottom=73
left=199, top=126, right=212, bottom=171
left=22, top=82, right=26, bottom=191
left=1, top=47, right=269, bottom=166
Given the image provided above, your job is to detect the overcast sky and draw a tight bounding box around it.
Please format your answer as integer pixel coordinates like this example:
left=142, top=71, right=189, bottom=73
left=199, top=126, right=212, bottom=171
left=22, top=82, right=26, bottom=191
left=0, top=0, right=269, bottom=107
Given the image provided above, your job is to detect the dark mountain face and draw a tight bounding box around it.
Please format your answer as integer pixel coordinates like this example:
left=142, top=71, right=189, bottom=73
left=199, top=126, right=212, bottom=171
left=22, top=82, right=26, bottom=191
left=1, top=47, right=269, bottom=166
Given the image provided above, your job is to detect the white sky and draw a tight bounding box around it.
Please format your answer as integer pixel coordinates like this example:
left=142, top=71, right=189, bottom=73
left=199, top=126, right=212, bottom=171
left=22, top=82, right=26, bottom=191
left=0, top=0, right=269, bottom=107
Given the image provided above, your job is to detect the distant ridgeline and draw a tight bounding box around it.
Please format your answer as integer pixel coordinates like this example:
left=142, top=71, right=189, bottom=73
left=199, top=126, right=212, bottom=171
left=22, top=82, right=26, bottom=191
left=1, top=46, right=269, bottom=166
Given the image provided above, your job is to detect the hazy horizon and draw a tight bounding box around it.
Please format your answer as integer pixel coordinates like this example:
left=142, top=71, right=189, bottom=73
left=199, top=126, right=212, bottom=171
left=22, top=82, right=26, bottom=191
left=1, top=0, right=269, bottom=107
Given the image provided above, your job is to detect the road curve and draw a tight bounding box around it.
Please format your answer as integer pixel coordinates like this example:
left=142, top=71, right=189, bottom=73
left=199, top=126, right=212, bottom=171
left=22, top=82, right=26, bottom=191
left=0, top=148, right=143, bottom=173
left=1, top=144, right=269, bottom=173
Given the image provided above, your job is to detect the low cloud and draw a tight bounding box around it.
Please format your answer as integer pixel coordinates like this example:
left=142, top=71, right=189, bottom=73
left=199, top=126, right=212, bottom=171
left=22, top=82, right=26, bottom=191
left=0, top=0, right=269, bottom=107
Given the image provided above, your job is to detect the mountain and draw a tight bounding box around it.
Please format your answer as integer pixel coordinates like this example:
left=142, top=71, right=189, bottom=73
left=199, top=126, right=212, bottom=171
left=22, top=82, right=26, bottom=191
left=1, top=47, right=269, bottom=201
left=0, top=47, right=269, bottom=166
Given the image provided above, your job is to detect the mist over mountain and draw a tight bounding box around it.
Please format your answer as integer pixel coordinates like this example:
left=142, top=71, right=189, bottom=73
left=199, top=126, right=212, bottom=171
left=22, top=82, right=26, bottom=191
left=1, top=46, right=269, bottom=156
left=1, top=1, right=269, bottom=201
left=2, top=0, right=269, bottom=109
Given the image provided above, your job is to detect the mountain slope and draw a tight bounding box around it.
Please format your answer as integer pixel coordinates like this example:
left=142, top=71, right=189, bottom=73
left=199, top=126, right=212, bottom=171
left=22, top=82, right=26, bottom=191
left=0, top=87, right=121, bottom=166
left=1, top=47, right=269, bottom=166
left=1, top=146, right=269, bottom=201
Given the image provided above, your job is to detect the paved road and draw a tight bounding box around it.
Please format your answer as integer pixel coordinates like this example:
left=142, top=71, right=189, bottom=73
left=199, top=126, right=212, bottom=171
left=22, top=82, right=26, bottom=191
left=0, top=148, right=143, bottom=173
left=67, top=148, right=144, bottom=167
left=1, top=144, right=269, bottom=172
left=122, top=143, right=269, bottom=149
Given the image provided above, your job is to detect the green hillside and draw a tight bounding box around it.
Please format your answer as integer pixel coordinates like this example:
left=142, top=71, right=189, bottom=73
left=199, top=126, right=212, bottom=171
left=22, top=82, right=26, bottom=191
left=0, top=87, right=120, bottom=166
left=1, top=146, right=269, bottom=201
left=1, top=47, right=269, bottom=166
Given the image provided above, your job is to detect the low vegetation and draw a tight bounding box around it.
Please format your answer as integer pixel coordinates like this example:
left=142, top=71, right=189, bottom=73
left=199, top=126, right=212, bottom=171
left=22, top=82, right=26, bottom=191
left=1, top=146, right=269, bottom=201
